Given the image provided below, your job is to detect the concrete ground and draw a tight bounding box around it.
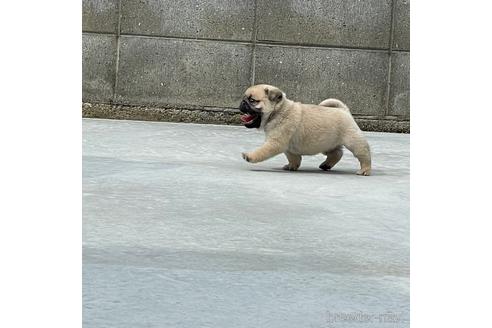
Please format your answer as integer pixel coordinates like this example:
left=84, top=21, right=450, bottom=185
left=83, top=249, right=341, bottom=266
left=83, top=118, right=409, bottom=328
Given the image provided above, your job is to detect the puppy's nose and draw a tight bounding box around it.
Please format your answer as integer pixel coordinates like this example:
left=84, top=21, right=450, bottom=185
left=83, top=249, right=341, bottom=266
left=239, top=100, right=249, bottom=112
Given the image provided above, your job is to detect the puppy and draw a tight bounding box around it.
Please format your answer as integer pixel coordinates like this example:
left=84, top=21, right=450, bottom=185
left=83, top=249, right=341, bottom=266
left=239, top=84, right=371, bottom=175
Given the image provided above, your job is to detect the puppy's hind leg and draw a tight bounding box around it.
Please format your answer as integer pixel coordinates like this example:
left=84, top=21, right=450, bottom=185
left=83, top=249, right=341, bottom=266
left=343, top=134, right=372, bottom=176
left=283, top=151, right=302, bottom=171
left=319, top=146, right=343, bottom=171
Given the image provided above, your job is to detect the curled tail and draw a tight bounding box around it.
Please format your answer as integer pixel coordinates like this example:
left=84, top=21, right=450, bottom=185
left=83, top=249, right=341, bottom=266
left=318, top=98, right=350, bottom=112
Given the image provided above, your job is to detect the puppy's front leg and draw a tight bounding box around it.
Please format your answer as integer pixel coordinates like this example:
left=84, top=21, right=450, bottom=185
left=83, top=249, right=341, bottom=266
left=242, top=140, right=285, bottom=163
left=283, top=151, right=302, bottom=171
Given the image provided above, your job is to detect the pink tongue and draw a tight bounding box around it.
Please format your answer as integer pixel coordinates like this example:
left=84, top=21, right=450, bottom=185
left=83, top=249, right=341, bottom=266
left=240, top=114, right=254, bottom=123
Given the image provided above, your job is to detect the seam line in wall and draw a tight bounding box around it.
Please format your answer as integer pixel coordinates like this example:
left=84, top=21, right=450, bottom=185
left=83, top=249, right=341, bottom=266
left=249, top=0, right=259, bottom=85
left=112, top=0, right=122, bottom=103
left=384, top=0, right=397, bottom=117
left=82, top=31, right=403, bottom=53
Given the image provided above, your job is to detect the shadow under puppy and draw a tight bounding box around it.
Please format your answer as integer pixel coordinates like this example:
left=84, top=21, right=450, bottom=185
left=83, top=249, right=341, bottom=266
left=239, top=84, right=371, bottom=176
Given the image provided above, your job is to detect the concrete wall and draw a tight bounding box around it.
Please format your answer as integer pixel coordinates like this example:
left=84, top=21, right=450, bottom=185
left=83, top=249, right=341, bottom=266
left=83, top=0, right=409, bottom=132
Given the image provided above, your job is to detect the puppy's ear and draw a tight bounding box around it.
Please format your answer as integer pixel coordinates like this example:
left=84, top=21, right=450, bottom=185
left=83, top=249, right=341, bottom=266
left=265, top=87, right=283, bottom=103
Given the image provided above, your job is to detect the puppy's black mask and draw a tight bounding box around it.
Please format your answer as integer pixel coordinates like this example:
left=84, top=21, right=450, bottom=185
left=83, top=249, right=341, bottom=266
left=239, top=99, right=261, bottom=129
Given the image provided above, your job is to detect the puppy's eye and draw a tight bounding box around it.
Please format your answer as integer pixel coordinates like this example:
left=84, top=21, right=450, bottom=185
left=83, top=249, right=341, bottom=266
left=249, top=97, right=258, bottom=104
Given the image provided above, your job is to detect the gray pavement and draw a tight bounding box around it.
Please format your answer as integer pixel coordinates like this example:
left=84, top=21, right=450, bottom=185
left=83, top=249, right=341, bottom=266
left=83, top=118, right=409, bottom=328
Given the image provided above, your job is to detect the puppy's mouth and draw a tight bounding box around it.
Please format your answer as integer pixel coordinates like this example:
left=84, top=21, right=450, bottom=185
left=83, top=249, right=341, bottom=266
left=240, top=113, right=258, bottom=124
left=239, top=100, right=262, bottom=128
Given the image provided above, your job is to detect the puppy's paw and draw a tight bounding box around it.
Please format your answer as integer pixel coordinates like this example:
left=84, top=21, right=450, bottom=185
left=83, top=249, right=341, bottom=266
left=356, top=168, right=371, bottom=176
left=319, top=163, right=332, bottom=171
left=283, top=163, right=299, bottom=171
left=242, top=152, right=252, bottom=163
